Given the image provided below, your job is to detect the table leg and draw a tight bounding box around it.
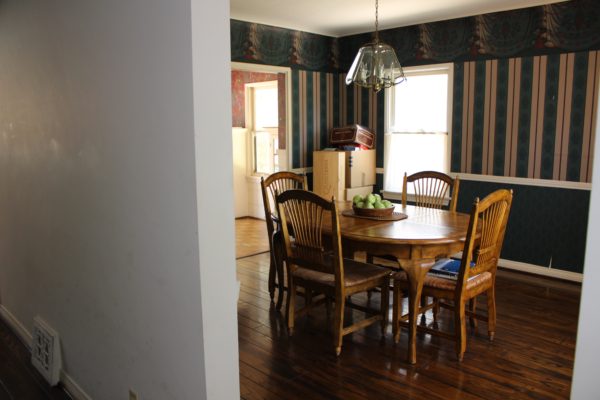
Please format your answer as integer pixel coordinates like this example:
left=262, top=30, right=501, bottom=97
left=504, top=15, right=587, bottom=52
left=399, top=259, right=434, bottom=365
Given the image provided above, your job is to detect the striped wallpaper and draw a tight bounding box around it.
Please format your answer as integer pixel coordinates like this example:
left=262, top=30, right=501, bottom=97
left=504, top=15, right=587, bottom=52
left=337, top=77, right=385, bottom=167
left=290, top=70, right=385, bottom=169
left=452, top=51, right=600, bottom=183
left=291, top=70, right=340, bottom=168
left=291, top=51, right=599, bottom=184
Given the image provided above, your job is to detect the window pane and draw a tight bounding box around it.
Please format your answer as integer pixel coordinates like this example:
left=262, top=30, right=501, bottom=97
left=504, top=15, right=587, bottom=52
left=254, top=87, right=278, bottom=128
left=384, top=65, right=452, bottom=193
left=384, top=133, right=448, bottom=193
left=392, top=74, right=447, bottom=133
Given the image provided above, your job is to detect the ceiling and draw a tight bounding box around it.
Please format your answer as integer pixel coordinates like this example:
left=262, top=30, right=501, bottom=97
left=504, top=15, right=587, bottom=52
left=230, top=0, right=567, bottom=37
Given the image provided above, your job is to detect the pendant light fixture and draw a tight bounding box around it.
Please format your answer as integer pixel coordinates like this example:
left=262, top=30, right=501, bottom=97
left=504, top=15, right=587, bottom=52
left=345, top=0, right=406, bottom=92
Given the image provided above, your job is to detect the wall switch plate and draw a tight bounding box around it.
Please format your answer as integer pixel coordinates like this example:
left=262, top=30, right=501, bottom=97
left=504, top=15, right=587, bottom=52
left=31, top=316, right=61, bottom=386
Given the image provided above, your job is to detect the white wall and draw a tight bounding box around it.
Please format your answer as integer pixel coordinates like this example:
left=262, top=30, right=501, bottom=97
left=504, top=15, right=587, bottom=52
left=0, top=0, right=238, bottom=399
left=232, top=128, right=249, bottom=218
left=191, top=0, right=239, bottom=397
left=571, top=92, right=600, bottom=397
left=247, top=178, right=266, bottom=219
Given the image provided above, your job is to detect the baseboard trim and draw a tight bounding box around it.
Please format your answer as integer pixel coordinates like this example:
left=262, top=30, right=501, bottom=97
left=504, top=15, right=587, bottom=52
left=0, top=305, right=92, bottom=400
left=499, top=259, right=583, bottom=282
left=0, top=305, right=32, bottom=347
left=60, top=371, right=92, bottom=400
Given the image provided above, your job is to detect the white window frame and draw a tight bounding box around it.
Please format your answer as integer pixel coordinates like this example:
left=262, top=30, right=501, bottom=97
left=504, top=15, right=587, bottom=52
left=383, top=63, right=454, bottom=201
left=245, top=80, right=279, bottom=176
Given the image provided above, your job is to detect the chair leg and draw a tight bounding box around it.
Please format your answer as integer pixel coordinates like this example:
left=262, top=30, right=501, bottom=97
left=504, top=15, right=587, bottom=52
left=433, top=299, right=440, bottom=323
left=420, top=295, right=428, bottom=324
left=305, top=289, right=313, bottom=315
left=454, top=300, right=467, bottom=362
left=333, top=295, right=345, bottom=356
left=469, top=297, right=478, bottom=329
left=286, top=277, right=296, bottom=336
left=487, top=287, right=496, bottom=341
left=380, top=279, right=390, bottom=335
left=273, top=231, right=286, bottom=310
left=268, top=250, right=276, bottom=303
left=392, top=283, right=402, bottom=343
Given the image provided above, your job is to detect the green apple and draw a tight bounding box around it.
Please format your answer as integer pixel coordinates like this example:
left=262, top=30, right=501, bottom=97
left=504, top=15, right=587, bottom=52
left=365, top=202, right=374, bottom=209
left=374, top=201, right=385, bottom=209
left=382, top=200, right=393, bottom=207
left=356, top=201, right=364, bottom=208
left=374, top=194, right=381, bottom=202
left=366, top=193, right=376, bottom=204
left=352, top=194, right=364, bottom=205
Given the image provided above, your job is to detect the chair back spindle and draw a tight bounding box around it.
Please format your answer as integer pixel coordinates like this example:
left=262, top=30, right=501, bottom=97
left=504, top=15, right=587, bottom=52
left=276, top=190, right=392, bottom=355
left=456, top=189, right=513, bottom=288
left=260, top=172, right=308, bottom=306
left=277, top=190, right=343, bottom=285
left=261, top=172, right=307, bottom=236
left=402, top=171, right=460, bottom=211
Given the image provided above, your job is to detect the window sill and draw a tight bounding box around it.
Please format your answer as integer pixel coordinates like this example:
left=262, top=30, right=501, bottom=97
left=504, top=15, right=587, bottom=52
left=246, top=175, right=263, bottom=183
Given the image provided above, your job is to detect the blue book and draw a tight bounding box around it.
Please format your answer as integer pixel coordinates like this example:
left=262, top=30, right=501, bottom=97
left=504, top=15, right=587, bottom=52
left=429, top=259, right=476, bottom=280
left=429, top=259, right=461, bottom=279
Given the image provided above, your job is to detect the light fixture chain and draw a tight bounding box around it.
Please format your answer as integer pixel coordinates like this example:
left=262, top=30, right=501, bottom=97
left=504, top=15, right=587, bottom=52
left=375, top=0, right=379, bottom=42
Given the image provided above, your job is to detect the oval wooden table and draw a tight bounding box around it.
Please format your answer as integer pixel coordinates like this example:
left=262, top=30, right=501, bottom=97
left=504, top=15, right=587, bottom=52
left=334, top=201, right=472, bottom=364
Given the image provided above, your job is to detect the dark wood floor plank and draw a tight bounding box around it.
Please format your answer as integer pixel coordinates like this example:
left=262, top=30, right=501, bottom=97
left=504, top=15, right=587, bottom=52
left=238, top=252, right=578, bottom=400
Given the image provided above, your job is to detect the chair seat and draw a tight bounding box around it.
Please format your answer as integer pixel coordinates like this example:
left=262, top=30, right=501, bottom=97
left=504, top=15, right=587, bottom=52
left=292, top=256, right=390, bottom=288
left=394, top=270, right=492, bottom=292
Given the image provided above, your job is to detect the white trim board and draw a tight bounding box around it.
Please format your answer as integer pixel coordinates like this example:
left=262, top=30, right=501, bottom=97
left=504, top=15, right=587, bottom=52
left=347, top=169, right=589, bottom=191
left=0, top=305, right=92, bottom=400
left=0, top=305, right=31, bottom=348
left=452, top=173, right=591, bottom=190
left=290, top=167, right=311, bottom=174
left=231, top=61, right=294, bottom=175
left=499, top=259, right=582, bottom=282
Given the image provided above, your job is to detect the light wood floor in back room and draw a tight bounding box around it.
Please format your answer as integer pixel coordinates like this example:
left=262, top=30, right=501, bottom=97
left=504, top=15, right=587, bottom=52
left=235, top=217, right=269, bottom=259
left=235, top=222, right=582, bottom=400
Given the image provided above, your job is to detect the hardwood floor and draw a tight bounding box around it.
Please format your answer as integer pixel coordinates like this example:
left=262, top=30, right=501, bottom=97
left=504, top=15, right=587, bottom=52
left=0, top=318, right=71, bottom=400
left=237, top=252, right=580, bottom=399
left=0, top=217, right=580, bottom=400
left=236, top=217, right=269, bottom=259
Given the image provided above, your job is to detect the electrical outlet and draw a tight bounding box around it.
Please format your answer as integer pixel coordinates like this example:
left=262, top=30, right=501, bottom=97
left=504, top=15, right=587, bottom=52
left=31, top=316, right=61, bottom=386
left=129, top=389, right=139, bottom=400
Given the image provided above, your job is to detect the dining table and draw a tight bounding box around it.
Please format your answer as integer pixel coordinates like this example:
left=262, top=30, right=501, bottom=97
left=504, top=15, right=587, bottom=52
left=333, top=201, right=472, bottom=364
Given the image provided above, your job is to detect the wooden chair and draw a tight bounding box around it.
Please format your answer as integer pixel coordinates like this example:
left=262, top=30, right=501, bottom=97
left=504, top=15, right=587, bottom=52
left=276, top=189, right=391, bottom=356
left=402, top=171, right=460, bottom=211
left=393, top=189, right=513, bottom=361
left=369, top=171, right=459, bottom=265
left=260, top=172, right=308, bottom=309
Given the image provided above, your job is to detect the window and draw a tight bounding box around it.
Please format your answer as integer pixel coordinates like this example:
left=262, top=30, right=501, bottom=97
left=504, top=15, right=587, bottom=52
left=383, top=64, right=453, bottom=194
left=246, top=81, right=279, bottom=175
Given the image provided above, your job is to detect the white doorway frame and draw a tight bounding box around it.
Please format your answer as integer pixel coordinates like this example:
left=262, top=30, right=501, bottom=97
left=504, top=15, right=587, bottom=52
left=231, top=62, right=293, bottom=172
